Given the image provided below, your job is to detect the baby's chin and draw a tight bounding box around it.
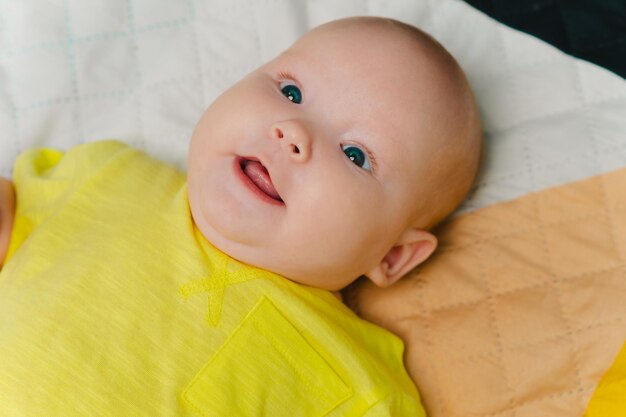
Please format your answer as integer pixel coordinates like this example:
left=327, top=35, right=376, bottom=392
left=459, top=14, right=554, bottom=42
left=205, top=232, right=357, bottom=292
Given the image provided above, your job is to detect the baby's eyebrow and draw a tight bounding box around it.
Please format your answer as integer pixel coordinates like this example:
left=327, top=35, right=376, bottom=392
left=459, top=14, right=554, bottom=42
left=277, top=70, right=301, bottom=85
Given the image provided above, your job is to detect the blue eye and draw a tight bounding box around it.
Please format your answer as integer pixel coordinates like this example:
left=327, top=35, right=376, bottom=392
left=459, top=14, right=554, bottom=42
left=342, top=144, right=372, bottom=172
left=280, top=83, right=302, bottom=104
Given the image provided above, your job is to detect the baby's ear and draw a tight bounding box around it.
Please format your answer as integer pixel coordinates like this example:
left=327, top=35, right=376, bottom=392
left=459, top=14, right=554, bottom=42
left=365, top=229, right=437, bottom=288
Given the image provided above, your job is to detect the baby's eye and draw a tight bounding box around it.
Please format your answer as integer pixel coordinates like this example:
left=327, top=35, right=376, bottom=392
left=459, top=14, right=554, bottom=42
left=280, top=82, right=302, bottom=104
left=341, top=144, right=372, bottom=172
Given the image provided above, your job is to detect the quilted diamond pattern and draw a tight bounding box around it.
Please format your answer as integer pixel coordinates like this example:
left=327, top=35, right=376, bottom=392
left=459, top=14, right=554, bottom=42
left=347, top=167, right=626, bottom=417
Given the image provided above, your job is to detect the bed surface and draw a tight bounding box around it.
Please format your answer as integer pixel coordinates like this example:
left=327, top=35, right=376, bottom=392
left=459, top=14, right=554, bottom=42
left=1, top=1, right=625, bottom=416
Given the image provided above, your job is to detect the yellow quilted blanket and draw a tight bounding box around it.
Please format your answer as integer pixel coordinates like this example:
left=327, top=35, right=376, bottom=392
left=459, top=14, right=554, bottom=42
left=348, top=167, right=626, bottom=417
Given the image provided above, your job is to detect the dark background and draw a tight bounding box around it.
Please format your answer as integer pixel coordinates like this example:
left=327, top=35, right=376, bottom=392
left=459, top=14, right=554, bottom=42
left=463, top=0, right=626, bottom=79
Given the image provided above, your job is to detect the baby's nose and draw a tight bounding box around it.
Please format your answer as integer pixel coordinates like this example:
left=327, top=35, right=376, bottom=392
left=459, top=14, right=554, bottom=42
left=270, top=121, right=312, bottom=163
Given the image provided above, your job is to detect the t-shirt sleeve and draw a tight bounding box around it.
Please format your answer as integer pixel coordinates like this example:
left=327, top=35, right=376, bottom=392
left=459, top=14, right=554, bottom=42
left=6, top=140, right=129, bottom=261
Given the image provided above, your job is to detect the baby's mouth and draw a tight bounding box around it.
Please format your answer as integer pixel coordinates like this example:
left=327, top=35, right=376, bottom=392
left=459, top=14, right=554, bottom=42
left=239, top=158, right=284, bottom=203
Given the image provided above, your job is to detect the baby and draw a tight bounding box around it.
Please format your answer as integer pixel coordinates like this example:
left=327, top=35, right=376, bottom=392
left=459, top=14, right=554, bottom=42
left=0, top=17, right=481, bottom=416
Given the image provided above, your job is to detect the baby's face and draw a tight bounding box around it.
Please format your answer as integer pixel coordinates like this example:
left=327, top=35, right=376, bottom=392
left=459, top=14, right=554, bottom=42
left=188, top=21, right=452, bottom=290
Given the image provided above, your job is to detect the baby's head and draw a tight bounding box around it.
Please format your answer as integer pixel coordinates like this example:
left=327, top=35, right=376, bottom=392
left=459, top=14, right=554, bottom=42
left=187, top=17, right=482, bottom=291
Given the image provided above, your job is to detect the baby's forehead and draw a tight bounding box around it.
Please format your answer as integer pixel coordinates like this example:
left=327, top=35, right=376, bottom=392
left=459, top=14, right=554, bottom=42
left=287, top=22, right=456, bottom=100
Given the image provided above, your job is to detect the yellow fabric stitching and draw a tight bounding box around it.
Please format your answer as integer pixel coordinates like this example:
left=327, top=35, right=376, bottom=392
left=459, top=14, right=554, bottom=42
left=178, top=255, right=259, bottom=326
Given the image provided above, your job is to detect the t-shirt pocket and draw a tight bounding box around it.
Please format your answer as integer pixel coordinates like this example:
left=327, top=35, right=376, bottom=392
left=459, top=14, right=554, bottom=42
left=181, top=296, right=352, bottom=417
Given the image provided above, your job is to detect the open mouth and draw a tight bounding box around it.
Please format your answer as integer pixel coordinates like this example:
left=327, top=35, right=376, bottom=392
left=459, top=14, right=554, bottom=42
left=237, top=157, right=284, bottom=205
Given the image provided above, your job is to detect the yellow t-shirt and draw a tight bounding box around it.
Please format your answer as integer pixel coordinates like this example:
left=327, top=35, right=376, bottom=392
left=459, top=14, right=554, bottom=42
left=0, top=140, right=425, bottom=416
